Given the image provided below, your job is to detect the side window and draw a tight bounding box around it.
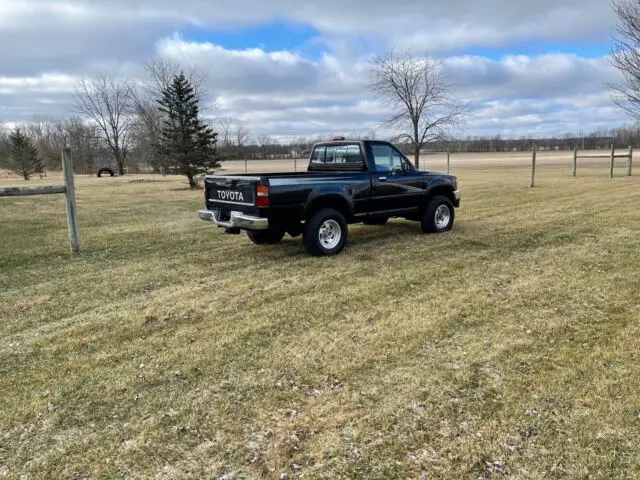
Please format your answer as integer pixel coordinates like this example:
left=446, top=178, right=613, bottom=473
left=371, top=145, right=391, bottom=171
left=371, top=144, right=407, bottom=173
left=391, top=149, right=403, bottom=170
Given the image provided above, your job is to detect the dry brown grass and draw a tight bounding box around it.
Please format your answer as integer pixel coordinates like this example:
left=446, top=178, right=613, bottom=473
left=1, top=164, right=640, bottom=479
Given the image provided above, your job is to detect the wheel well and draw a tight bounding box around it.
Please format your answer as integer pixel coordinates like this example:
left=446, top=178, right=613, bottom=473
left=305, top=196, right=351, bottom=221
left=426, top=186, right=455, bottom=207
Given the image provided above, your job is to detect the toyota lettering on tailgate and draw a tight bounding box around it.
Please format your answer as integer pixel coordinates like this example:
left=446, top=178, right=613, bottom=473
left=218, top=190, right=245, bottom=202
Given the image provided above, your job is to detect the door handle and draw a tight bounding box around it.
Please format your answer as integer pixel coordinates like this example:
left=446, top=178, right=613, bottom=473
left=378, top=176, right=387, bottom=182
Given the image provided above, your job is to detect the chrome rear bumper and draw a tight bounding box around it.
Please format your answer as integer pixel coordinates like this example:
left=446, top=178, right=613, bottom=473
left=198, top=209, right=269, bottom=230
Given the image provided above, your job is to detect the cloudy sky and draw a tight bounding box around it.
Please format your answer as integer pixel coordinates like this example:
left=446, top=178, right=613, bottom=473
left=0, top=0, right=628, bottom=141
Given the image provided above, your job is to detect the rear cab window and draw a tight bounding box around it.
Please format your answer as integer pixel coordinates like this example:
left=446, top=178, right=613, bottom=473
left=310, top=143, right=364, bottom=169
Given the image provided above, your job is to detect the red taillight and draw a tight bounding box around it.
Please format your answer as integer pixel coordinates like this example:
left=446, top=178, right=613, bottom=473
left=256, top=184, right=269, bottom=207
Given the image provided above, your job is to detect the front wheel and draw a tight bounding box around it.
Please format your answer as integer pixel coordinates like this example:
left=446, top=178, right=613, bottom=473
left=246, top=228, right=285, bottom=245
left=421, top=196, right=455, bottom=234
left=303, top=209, right=348, bottom=256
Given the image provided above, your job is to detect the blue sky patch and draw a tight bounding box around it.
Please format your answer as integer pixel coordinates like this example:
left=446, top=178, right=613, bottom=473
left=449, top=40, right=610, bottom=60
left=180, top=20, right=610, bottom=62
left=180, top=21, right=326, bottom=58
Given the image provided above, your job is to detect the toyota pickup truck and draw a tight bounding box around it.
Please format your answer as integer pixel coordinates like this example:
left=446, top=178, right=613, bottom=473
left=199, top=138, right=461, bottom=256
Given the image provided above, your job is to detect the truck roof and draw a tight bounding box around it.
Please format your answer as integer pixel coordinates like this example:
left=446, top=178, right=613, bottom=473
left=312, top=139, right=384, bottom=146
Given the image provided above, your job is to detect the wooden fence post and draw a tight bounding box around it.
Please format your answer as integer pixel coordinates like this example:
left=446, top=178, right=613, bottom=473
left=244, top=158, right=248, bottom=174
left=530, top=143, right=537, bottom=188
left=62, top=148, right=80, bottom=253
left=609, top=144, right=615, bottom=179
left=446, top=150, right=451, bottom=174
left=294, top=156, right=297, bottom=173
left=572, top=146, right=578, bottom=177
left=629, top=145, right=633, bottom=176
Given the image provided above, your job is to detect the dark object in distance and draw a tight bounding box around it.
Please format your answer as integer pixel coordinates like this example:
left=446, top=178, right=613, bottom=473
left=199, top=139, right=461, bottom=256
left=97, top=168, right=115, bottom=178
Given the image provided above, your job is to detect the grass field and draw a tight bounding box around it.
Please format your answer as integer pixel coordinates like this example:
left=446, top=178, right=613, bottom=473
left=1, top=163, right=640, bottom=479
left=219, top=149, right=635, bottom=174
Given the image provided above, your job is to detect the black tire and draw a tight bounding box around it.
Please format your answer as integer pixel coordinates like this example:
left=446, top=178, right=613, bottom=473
left=97, top=168, right=115, bottom=178
left=303, top=209, right=348, bottom=256
left=421, top=196, right=455, bottom=234
left=246, top=228, right=285, bottom=245
left=363, top=218, right=388, bottom=226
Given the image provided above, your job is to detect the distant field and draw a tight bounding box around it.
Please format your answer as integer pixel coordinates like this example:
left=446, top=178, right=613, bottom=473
left=221, top=149, right=633, bottom=174
left=1, top=149, right=631, bottom=178
left=1, top=164, right=640, bottom=478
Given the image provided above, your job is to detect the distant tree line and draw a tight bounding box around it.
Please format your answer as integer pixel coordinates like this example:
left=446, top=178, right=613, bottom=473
left=415, top=125, right=640, bottom=154
left=4, top=116, right=640, bottom=178
left=2, top=57, right=640, bottom=179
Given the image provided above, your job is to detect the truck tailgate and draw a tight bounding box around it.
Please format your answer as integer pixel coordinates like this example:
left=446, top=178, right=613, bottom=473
left=205, top=175, right=259, bottom=209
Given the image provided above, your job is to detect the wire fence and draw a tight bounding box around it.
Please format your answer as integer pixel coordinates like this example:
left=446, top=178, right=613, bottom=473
left=219, top=148, right=635, bottom=185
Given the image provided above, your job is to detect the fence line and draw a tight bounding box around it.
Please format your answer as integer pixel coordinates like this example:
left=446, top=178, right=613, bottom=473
left=221, top=148, right=636, bottom=187
left=0, top=148, right=79, bottom=253
left=427, top=146, right=634, bottom=187
left=530, top=144, right=537, bottom=188
left=573, top=144, right=633, bottom=179
left=0, top=185, right=66, bottom=196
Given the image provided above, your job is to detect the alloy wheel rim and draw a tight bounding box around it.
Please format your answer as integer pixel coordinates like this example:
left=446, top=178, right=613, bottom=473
left=318, top=219, right=341, bottom=249
left=434, top=205, right=451, bottom=229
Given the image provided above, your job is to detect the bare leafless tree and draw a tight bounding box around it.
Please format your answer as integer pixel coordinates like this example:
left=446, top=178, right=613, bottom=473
left=0, top=120, right=9, bottom=165
left=63, top=117, right=102, bottom=174
left=611, top=0, right=640, bottom=119
left=140, top=58, right=209, bottom=104
left=25, top=116, right=58, bottom=171
left=74, top=75, right=135, bottom=175
left=216, top=117, right=234, bottom=161
left=234, top=122, right=250, bottom=160
left=22, top=116, right=103, bottom=174
left=371, top=49, right=468, bottom=168
left=257, top=134, right=272, bottom=147
left=257, top=134, right=272, bottom=158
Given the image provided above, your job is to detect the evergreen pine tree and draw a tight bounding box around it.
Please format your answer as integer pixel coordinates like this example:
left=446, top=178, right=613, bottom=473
left=155, top=72, right=219, bottom=187
left=8, top=128, right=44, bottom=180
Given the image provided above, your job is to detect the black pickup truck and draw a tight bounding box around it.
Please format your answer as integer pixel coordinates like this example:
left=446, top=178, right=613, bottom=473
left=199, top=138, right=461, bottom=256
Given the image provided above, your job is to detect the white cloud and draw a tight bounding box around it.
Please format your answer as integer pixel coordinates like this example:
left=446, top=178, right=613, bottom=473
left=0, top=0, right=615, bottom=74
left=0, top=37, right=626, bottom=138
left=0, top=0, right=629, bottom=138
left=0, top=74, right=77, bottom=93
left=444, top=54, right=621, bottom=101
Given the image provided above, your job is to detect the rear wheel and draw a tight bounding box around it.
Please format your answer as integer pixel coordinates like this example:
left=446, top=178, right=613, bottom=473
left=303, top=209, right=348, bottom=256
left=421, top=196, right=455, bottom=233
left=246, top=228, right=285, bottom=245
